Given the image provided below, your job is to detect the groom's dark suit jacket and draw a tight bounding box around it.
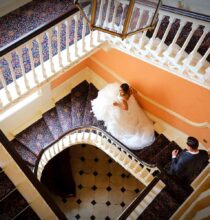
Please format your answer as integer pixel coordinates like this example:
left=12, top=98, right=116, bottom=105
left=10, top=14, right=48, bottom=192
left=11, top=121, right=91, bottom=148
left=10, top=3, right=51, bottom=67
left=169, top=150, right=209, bottom=184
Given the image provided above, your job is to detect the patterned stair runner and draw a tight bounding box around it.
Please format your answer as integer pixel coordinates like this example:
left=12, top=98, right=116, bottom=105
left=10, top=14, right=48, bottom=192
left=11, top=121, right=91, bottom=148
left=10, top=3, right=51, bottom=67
left=43, top=108, right=63, bottom=139
left=158, top=172, right=193, bottom=204
left=71, top=80, right=89, bottom=128
left=0, top=171, right=15, bottom=201
left=11, top=139, right=37, bottom=166
left=83, top=83, right=100, bottom=127
left=15, top=119, right=54, bottom=156
left=137, top=189, right=180, bottom=220
left=151, top=141, right=182, bottom=168
left=0, top=168, right=40, bottom=219
left=15, top=206, right=40, bottom=220
left=131, top=134, right=170, bottom=164
left=55, top=94, right=73, bottom=133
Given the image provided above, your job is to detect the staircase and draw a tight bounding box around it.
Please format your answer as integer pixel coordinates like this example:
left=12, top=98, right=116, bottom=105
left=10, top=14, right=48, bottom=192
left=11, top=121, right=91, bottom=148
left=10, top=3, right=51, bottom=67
left=4, top=80, right=207, bottom=219
left=0, top=167, right=39, bottom=220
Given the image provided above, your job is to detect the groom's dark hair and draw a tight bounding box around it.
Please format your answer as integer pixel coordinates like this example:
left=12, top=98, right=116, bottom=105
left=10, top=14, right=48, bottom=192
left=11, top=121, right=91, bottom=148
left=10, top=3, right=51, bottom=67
left=120, top=83, right=130, bottom=94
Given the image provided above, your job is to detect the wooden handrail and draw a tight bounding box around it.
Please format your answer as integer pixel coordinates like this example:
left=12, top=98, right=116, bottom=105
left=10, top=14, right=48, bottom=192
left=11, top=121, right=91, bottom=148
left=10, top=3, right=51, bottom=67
left=34, top=126, right=157, bottom=177
left=117, top=177, right=160, bottom=220
left=0, top=130, right=67, bottom=220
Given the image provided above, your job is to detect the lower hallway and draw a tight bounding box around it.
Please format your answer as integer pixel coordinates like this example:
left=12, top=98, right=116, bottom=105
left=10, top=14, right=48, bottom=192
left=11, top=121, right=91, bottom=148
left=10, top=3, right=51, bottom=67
left=50, top=144, right=144, bottom=220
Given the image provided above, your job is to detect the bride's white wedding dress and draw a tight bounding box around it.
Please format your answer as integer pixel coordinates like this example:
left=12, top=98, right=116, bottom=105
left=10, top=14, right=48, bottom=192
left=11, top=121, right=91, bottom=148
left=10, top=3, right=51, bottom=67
left=91, top=83, right=155, bottom=150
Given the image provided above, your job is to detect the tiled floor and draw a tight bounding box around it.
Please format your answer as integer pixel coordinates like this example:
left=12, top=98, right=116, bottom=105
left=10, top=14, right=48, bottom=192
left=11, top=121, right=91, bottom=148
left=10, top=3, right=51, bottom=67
left=52, top=144, right=144, bottom=220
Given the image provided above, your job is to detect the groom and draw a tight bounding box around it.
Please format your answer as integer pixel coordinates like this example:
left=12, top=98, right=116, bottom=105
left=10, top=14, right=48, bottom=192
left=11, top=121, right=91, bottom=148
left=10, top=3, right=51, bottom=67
left=168, top=136, right=209, bottom=185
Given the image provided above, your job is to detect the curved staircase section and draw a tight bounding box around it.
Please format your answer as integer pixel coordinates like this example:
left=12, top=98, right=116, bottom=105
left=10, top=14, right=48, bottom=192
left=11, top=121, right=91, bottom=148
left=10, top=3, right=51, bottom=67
left=9, top=80, right=208, bottom=219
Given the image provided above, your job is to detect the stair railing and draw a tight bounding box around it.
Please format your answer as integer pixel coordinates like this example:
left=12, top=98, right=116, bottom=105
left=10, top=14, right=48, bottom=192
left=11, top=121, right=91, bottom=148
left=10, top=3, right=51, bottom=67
left=0, top=3, right=105, bottom=110
left=117, top=177, right=164, bottom=220
left=103, top=2, right=210, bottom=89
left=0, top=130, right=67, bottom=220
left=35, top=126, right=159, bottom=186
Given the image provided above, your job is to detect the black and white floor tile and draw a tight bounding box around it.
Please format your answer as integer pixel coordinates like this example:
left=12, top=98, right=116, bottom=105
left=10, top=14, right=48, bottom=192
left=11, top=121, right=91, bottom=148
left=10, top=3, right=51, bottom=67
left=53, top=144, right=144, bottom=220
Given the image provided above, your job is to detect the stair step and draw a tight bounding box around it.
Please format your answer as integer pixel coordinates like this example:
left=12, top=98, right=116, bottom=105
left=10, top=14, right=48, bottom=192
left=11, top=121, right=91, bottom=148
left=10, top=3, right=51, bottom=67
left=159, top=172, right=193, bottom=204
left=131, top=134, right=170, bottom=164
left=0, top=172, right=15, bottom=201
left=0, top=189, right=28, bottom=219
left=55, top=93, right=73, bottom=133
left=11, top=140, right=37, bottom=166
left=138, top=189, right=180, bottom=220
left=151, top=141, right=182, bottom=168
left=43, top=107, right=63, bottom=139
left=15, top=206, right=40, bottom=220
left=15, top=119, right=54, bottom=156
left=83, top=83, right=99, bottom=126
left=71, top=80, right=89, bottom=128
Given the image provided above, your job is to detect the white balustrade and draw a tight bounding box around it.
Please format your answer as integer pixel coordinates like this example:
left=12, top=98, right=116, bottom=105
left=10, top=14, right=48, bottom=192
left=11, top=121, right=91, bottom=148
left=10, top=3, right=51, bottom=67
left=155, top=16, right=175, bottom=55
left=74, top=14, right=79, bottom=57
left=82, top=17, right=87, bottom=51
left=66, top=18, right=72, bottom=62
left=174, top=23, right=197, bottom=63
left=57, top=23, right=63, bottom=68
left=5, top=54, right=21, bottom=96
left=36, top=36, right=47, bottom=79
left=16, top=48, right=30, bottom=91
left=36, top=128, right=158, bottom=185
left=162, top=20, right=186, bottom=61
left=103, top=0, right=112, bottom=29
left=0, top=67, right=12, bottom=102
left=1, top=3, right=209, bottom=110
left=27, top=40, right=39, bottom=84
left=145, top=13, right=164, bottom=54
left=183, top=28, right=209, bottom=67
left=111, top=1, right=120, bottom=30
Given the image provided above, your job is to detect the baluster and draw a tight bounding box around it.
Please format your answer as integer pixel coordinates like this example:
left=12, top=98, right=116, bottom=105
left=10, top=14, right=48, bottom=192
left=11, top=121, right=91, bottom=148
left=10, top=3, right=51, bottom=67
left=74, top=14, right=79, bottom=57
left=97, top=0, right=105, bottom=42
left=139, top=12, right=155, bottom=49
left=163, top=20, right=186, bottom=58
left=37, top=35, right=47, bottom=79
left=5, top=55, right=21, bottom=95
left=119, top=3, right=127, bottom=33
left=130, top=8, right=144, bottom=46
left=66, top=17, right=72, bottom=62
left=96, top=0, right=104, bottom=27
left=184, top=28, right=209, bottom=66
left=27, top=40, right=39, bottom=84
left=175, top=23, right=197, bottom=62
left=57, top=23, right=63, bottom=67
left=0, top=67, right=12, bottom=101
left=82, top=16, right=87, bottom=51
left=146, top=13, right=164, bottom=51
left=90, top=29, right=94, bottom=48
left=103, top=0, right=112, bottom=28
left=17, top=48, right=30, bottom=90
left=0, top=97, right=3, bottom=109
left=111, top=1, right=120, bottom=30
left=195, top=47, right=210, bottom=71
left=156, top=16, right=175, bottom=54
left=47, top=29, right=55, bottom=73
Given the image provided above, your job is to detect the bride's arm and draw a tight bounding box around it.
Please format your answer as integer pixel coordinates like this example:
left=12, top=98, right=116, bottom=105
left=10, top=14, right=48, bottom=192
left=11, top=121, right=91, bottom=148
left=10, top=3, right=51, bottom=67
left=113, top=100, right=128, bottom=111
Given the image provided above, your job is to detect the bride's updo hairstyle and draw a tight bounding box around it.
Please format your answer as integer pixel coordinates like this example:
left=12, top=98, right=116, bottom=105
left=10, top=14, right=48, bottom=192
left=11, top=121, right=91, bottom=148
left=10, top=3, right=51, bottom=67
left=120, top=83, right=130, bottom=95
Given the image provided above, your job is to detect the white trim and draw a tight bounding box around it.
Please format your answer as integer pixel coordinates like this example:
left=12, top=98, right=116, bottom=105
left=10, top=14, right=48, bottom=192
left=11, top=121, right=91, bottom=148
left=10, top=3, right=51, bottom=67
left=90, top=57, right=210, bottom=129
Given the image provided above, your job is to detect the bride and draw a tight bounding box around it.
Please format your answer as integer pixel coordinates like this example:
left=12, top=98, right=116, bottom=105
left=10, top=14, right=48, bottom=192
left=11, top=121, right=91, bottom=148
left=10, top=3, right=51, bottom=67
left=91, top=82, right=155, bottom=150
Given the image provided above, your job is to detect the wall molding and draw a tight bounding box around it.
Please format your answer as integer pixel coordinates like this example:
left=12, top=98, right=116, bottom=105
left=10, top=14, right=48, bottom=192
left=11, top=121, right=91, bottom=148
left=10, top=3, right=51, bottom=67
left=90, top=57, right=210, bottom=129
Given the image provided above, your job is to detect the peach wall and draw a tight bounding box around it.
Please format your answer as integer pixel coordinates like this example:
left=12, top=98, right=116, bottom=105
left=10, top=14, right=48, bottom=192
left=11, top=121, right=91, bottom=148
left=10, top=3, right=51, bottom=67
left=51, top=49, right=210, bottom=148
left=88, top=49, right=210, bottom=148
left=51, top=59, right=89, bottom=89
